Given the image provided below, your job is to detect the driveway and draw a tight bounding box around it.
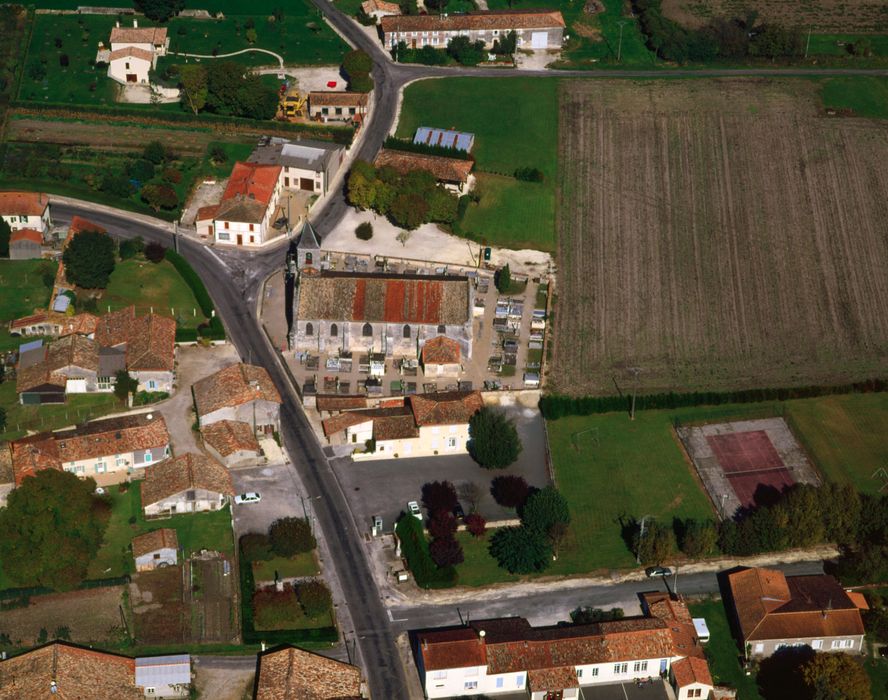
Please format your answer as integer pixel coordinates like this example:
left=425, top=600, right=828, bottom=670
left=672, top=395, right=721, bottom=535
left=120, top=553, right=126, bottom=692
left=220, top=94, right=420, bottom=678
left=156, top=344, right=240, bottom=454
left=230, top=463, right=314, bottom=539
left=330, top=402, right=548, bottom=535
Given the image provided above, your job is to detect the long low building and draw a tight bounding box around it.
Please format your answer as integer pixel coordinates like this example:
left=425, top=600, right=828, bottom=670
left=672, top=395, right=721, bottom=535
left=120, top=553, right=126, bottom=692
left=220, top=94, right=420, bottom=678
left=374, top=148, right=474, bottom=193
left=381, top=9, right=565, bottom=51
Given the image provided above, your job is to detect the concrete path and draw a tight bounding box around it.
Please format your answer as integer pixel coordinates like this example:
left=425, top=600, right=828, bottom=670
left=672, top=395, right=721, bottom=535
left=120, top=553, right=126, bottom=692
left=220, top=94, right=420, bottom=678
left=172, top=47, right=285, bottom=70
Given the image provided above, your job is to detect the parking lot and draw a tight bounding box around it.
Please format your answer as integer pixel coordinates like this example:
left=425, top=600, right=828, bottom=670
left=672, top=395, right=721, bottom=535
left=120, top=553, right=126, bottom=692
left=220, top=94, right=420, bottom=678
left=330, top=400, right=549, bottom=536
left=230, top=463, right=310, bottom=540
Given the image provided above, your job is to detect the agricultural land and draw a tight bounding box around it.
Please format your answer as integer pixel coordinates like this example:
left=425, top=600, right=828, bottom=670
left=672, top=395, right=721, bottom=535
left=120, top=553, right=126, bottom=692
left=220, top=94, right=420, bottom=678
left=552, top=78, right=888, bottom=396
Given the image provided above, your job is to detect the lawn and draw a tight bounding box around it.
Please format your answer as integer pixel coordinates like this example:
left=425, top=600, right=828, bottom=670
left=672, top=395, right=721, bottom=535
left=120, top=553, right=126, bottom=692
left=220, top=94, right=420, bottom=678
left=806, top=34, right=888, bottom=58
left=784, top=393, right=888, bottom=495
left=102, top=257, right=209, bottom=330
left=869, top=656, right=888, bottom=700
left=0, top=259, right=56, bottom=322
left=395, top=77, right=559, bottom=251
left=820, top=76, right=888, bottom=118
left=252, top=553, right=320, bottom=581
left=88, top=481, right=234, bottom=579
left=689, top=599, right=763, bottom=700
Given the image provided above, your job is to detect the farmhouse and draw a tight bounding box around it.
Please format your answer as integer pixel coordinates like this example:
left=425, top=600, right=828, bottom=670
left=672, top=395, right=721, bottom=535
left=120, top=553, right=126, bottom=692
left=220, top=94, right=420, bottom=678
left=141, top=452, right=234, bottom=516
left=9, top=412, right=171, bottom=487
left=380, top=10, right=565, bottom=51
left=727, top=567, right=866, bottom=659
left=16, top=334, right=104, bottom=403
left=8, top=228, right=43, bottom=259
left=361, top=0, right=401, bottom=20
left=192, top=362, right=282, bottom=434
left=209, top=161, right=283, bottom=247
left=415, top=593, right=712, bottom=699
left=322, top=390, right=483, bottom=459
left=105, top=21, right=169, bottom=85
left=374, top=148, right=474, bottom=193
left=9, top=310, right=97, bottom=338
left=201, top=419, right=262, bottom=467
left=308, top=91, right=369, bottom=123
left=0, top=190, right=51, bottom=233
left=291, top=270, right=474, bottom=360
left=132, top=528, right=179, bottom=572
left=248, top=136, right=346, bottom=197
left=254, top=645, right=366, bottom=700
left=95, top=306, right=177, bottom=393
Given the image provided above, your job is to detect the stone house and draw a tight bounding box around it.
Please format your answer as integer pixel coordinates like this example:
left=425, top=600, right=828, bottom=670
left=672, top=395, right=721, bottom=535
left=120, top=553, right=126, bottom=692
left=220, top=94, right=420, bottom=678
left=105, top=21, right=168, bottom=85
left=132, top=528, right=178, bottom=572
left=95, top=306, right=177, bottom=393
left=308, top=91, right=369, bottom=123
left=201, top=419, right=262, bottom=468
left=193, top=362, right=282, bottom=435
left=374, top=149, right=474, bottom=194
left=420, top=335, right=462, bottom=378
left=9, top=310, right=98, bottom=339
left=248, top=137, right=346, bottom=197
left=205, top=161, right=283, bottom=247
left=0, top=190, right=52, bottom=234
left=141, top=453, right=234, bottom=517
left=361, top=0, right=401, bottom=20
left=254, top=645, right=366, bottom=700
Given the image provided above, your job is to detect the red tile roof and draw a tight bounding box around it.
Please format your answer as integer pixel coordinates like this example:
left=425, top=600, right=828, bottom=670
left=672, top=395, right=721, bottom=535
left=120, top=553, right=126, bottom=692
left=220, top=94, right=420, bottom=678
left=375, top=149, right=474, bottom=184
left=94, top=306, right=176, bottom=371
left=527, top=667, right=579, bottom=692
left=418, top=628, right=487, bottom=671
left=421, top=336, right=461, bottom=365
left=108, top=46, right=154, bottom=62
left=309, top=91, right=369, bottom=108
left=728, top=568, right=865, bottom=643
left=672, top=656, right=713, bottom=688
left=381, top=9, right=565, bottom=33
left=10, top=228, right=43, bottom=245
left=132, top=528, right=178, bottom=558
left=409, top=391, right=482, bottom=426
left=202, top=420, right=260, bottom=457
left=193, top=363, right=282, bottom=418
left=196, top=204, right=220, bottom=221
left=361, top=0, right=401, bottom=13
left=109, top=25, right=168, bottom=45
left=222, top=162, right=281, bottom=207
left=141, top=452, right=234, bottom=507
left=255, top=645, right=363, bottom=700
left=0, top=191, right=48, bottom=217
left=68, top=216, right=106, bottom=235
left=316, top=394, right=368, bottom=412
left=322, top=407, right=418, bottom=440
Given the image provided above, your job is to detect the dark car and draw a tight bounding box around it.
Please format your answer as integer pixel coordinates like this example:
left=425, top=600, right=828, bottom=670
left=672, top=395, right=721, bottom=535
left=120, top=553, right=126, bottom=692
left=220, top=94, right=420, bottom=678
left=453, top=502, right=466, bottom=520
left=645, top=566, right=672, bottom=578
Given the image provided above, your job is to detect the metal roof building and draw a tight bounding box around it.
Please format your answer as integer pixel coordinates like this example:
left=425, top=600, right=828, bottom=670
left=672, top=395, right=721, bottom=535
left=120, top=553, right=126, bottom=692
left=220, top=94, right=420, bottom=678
left=135, top=654, right=191, bottom=697
left=413, top=126, right=475, bottom=152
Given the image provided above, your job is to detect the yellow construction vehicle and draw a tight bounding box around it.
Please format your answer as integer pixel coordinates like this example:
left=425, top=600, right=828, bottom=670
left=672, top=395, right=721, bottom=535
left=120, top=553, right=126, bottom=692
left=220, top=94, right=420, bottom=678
left=277, top=82, right=307, bottom=121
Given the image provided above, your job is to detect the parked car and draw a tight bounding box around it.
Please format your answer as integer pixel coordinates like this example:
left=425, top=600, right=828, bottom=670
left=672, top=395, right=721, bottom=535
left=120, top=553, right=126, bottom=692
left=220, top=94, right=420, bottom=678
left=235, top=492, right=262, bottom=505
left=452, top=502, right=465, bottom=520
left=407, top=501, right=422, bottom=520
left=645, top=566, right=672, bottom=578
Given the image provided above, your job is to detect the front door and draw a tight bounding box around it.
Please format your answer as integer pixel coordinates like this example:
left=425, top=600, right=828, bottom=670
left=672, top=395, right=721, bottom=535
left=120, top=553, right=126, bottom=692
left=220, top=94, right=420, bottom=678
left=126, top=73, right=137, bottom=82
left=236, top=234, right=243, bottom=245
left=299, top=177, right=314, bottom=191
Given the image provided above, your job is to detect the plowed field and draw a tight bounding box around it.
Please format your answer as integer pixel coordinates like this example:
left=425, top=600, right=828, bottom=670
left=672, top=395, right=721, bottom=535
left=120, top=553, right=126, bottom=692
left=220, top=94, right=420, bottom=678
left=552, top=79, right=888, bottom=395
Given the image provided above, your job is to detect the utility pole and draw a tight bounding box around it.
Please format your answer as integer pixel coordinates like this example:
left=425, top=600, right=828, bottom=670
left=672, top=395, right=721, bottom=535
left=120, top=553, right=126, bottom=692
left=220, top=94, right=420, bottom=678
left=629, top=367, right=640, bottom=420
left=636, top=515, right=649, bottom=565
left=804, top=27, right=812, bottom=59
left=617, top=21, right=627, bottom=63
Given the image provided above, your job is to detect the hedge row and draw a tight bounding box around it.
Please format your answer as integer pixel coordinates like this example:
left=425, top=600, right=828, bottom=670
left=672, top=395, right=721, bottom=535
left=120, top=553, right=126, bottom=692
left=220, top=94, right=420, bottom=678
left=0, top=575, right=131, bottom=602
left=165, top=249, right=226, bottom=341
left=238, top=543, right=337, bottom=645
left=395, top=515, right=457, bottom=589
left=540, top=378, right=888, bottom=419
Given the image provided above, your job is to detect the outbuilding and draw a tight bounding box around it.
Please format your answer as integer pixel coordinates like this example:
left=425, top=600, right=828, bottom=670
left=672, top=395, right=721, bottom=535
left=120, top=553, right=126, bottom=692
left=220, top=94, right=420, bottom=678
left=132, top=528, right=178, bottom=572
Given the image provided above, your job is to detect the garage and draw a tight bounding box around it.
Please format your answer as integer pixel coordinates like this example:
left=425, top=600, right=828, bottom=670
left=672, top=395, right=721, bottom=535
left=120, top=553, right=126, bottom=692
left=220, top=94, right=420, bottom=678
left=299, top=177, right=315, bottom=191
left=126, top=74, right=137, bottom=82
left=531, top=31, right=548, bottom=49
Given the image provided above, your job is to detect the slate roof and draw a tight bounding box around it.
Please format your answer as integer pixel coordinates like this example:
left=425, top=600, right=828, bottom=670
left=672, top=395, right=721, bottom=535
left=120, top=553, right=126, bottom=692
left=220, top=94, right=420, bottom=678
left=296, top=219, right=321, bottom=251
left=10, top=413, right=170, bottom=485
left=728, top=568, right=865, bottom=643
left=421, top=336, right=461, bottom=365
left=255, top=645, right=363, bottom=700
left=94, top=306, right=176, bottom=372
left=0, top=190, right=48, bottom=217
left=132, top=528, right=179, bottom=558
left=193, top=363, right=282, bottom=418
left=108, top=46, right=154, bottom=62
left=0, top=642, right=142, bottom=700
left=374, top=149, right=474, bottom=184
left=109, top=25, right=168, bottom=45
left=141, top=452, right=234, bottom=508
left=381, top=9, right=565, bottom=33
left=9, top=228, right=43, bottom=245
left=321, top=407, right=418, bottom=440
left=671, top=657, right=713, bottom=688
left=297, top=272, right=470, bottom=325
left=202, top=420, right=260, bottom=457
left=409, top=391, right=482, bottom=427
left=309, top=91, right=369, bottom=107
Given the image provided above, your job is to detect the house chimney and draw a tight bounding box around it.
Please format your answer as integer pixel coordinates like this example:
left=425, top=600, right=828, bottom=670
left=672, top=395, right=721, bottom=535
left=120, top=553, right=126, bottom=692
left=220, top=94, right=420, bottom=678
left=478, top=630, right=486, bottom=644
left=133, top=19, right=138, bottom=28
left=422, top=638, right=429, bottom=650
left=115, top=20, right=120, bottom=27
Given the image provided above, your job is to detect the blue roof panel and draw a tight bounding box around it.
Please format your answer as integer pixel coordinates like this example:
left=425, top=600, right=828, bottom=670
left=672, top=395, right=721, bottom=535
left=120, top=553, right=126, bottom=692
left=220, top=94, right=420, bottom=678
left=413, top=126, right=475, bottom=152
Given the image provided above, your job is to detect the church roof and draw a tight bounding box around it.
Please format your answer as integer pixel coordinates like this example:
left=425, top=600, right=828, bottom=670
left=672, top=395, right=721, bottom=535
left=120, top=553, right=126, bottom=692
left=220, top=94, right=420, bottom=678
left=297, top=220, right=320, bottom=250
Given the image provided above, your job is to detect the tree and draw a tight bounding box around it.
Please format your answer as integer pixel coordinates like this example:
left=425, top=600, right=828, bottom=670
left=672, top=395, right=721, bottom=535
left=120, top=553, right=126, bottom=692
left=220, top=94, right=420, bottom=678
left=269, top=517, right=316, bottom=556
left=144, top=241, right=167, bottom=263
left=421, top=480, right=458, bottom=517
left=127, top=159, right=155, bottom=183
left=297, top=580, right=332, bottom=617
left=245, top=27, right=257, bottom=43
left=178, top=63, right=208, bottom=114
left=495, top=264, right=511, bottom=293
left=522, top=486, right=570, bottom=535
left=240, top=533, right=273, bottom=561
left=355, top=222, right=373, bottom=240
left=468, top=407, right=522, bottom=469
left=119, top=236, right=145, bottom=260
left=114, top=369, right=138, bottom=401
left=209, top=145, right=228, bottom=165
left=389, top=193, right=428, bottom=230
left=678, top=518, right=718, bottom=558
left=0, top=469, right=109, bottom=590
left=802, top=653, right=872, bottom=700
left=134, top=0, right=185, bottom=21
left=464, top=513, right=486, bottom=537
left=0, top=218, right=10, bottom=257
left=427, top=512, right=458, bottom=540
left=342, top=49, right=373, bottom=76
left=0, top=406, right=6, bottom=434
left=490, top=474, right=530, bottom=508
left=429, top=537, right=464, bottom=567
left=446, top=36, right=485, bottom=66
left=140, top=183, right=179, bottom=211
left=62, top=230, right=115, bottom=289
left=865, top=606, right=888, bottom=645
left=142, top=140, right=168, bottom=165
left=489, top=526, right=551, bottom=574
left=571, top=606, right=624, bottom=624
left=635, top=520, right=675, bottom=565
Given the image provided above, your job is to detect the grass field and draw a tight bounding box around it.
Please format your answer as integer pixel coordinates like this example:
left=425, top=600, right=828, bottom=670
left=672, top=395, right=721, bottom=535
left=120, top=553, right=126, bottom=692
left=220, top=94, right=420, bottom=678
left=552, top=79, right=888, bottom=396
left=0, top=259, right=57, bottom=352
left=395, top=77, right=559, bottom=251
left=102, top=257, right=209, bottom=329
left=88, top=482, right=234, bottom=579
left=821, top=76, right=888, bottom=118
left=252, top=553, right=319, bottom=581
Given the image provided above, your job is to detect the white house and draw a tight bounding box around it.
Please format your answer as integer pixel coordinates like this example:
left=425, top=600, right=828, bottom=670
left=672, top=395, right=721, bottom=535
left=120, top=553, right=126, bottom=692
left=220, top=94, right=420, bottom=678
left=134, top=654, right=191, bottom=699
left=141, top=453, right=234, bottom=517
left=105, top=21, right=168, bottom=85
left=193, top=363, right=282, bottom=435
left=248, top=137, right=346, bottom=197
left=0, top=190, right=51, bottom=233
left=132, top=528, right=178, bottom=572
left=209, top=161, right=283, bottom=247
left=201, top=419, right=262, bottom=468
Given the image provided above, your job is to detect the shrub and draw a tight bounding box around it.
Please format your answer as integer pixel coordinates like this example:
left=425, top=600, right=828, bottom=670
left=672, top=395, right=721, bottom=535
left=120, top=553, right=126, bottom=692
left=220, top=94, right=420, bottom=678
left=142, top=140, right=168, bottom=165
left=59, top=54, right=69, bottom=67
left=514, top=167, right=544, bottom=183
left=634, top=520, right=675, bottom=565
left=269, top=517, right=316, bottom=556
left=421, top=481, right=458, bottom=517
left=495, top=264, right=512, bottom=293
left=209, top=145, right=228, bottom=165
left=522, top=486, right=571, bottom=535
left=395, top=515, right=457, bottom=588
left=677, top=518, right=719, bottom=558
left=429, top=537, right=464, bottom=567
left=297, top=580, right=332, bottom=617
left=162, top=167, right=183, bottom=184
left=119, top=236, right=144, bottom=260
left=141, top=183, right=179, bottom=211
left=240, top=533, right=274, bottom=561
left=490, top=475, right=530, bottom=509
left=355, top=222, right=373, bottom=240
left=252, top=584, right=303, bottom=629
left=489, top=526, right=551, bottom=574
left=465, top=513, right=486, bottom=537
left=144, top=242, right=167, bottom=263
left=428, top=512, right=458, bottom=540
left=468, top=407, right=522, bottom=469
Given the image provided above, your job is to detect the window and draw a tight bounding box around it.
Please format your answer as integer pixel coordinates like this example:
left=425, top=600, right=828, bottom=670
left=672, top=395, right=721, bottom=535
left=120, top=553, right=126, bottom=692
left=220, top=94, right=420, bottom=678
left=362, top=323, right=373, bottom=337
left=305, top=252, right=313, bottom=265
left=95, top=461, right=107, bottom=474
left=812, top=640, right=823, bottom=649
left=754, top=643, right=764, bottom=654
left=218, top=232, right=230, bottom=241
left=437, top=324, right=446, bottom=334
left=335, top=107, right=343, bottom=115
left=187, top=490, right=196, bottom=501
left=125, top=62, right=130, bottom=69
left=249, top=223, right=254, bottom=232
left=634, top=661, right=648, bottom=672
left=577, top=669, right=583, bottom=679
left=614, top=663, right=628, bottom=675
left=322, top=107, right=329, bottom=115
left=464, top=681, right=477, bottom=691
left=145, top=689, right=155, bottom=695
left=516, top=675, right=524, bottom=687
left=147, top=380, right=156, bottom=390
left=432, top=671, right=447, bottom=680
left=144, top=451, right=153, bottom=463
left=591, top=668, right=599, bottom=677
left=496, top=678, right=503, bottom=688
left=330, top=323, right=338, bottom=337
left=306, top=322, right=314, bottom=336
left=690, top=690, right=702, bottom=699
left=446, top=437, right=457, bottom=449
left=153, top=553, right=160, bottom=560
left=224, top=221, right=230, bottom=229
left=403, top=324, right=411, bottom=339
left=116, top=456, right=127, bottom=467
